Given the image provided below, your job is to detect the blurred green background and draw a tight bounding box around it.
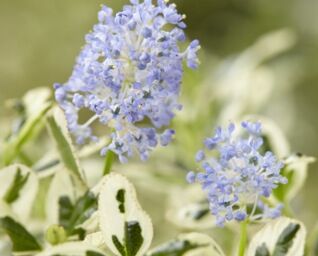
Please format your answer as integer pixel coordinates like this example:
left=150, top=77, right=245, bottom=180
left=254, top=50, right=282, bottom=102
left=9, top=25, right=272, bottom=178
left=0, top=0, right=317, bottom=230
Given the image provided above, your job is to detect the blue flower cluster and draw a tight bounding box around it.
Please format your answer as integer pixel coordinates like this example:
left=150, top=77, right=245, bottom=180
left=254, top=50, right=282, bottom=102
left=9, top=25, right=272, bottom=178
left=54, top=0, right=200, bottom=162
left=187, top=121, right=287, bottom=226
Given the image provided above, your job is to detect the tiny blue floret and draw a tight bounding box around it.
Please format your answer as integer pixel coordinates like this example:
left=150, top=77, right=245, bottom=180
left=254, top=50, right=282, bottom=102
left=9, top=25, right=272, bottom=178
left=187, top=121, right=287, bottom=226
left=54, top=0, right=200, bottom=162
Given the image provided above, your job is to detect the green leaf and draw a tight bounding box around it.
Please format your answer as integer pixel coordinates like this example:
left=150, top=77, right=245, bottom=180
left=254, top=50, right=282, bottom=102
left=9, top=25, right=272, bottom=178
left=86, top=250, right=105, bottom=256
left=314, top=238, right=318, bottom=256
left=255, top=243, right=270, bottom=256
left=124, top=221, right=143, bottom=256
left=59, top=191, right=97, bottom=237
left=259, top=135, right=272, bottom=154
left=111, top=220, right=144, bottom=256
left=0, top=164, right=39, bottom=222
left=273, top=167, right=294, bottom=202
left=112, top=235, right=126, bottom=256
left=147, top=233, right=225, bottom=256
left=272, top=223, right=300, bottom=256
left=191, top=208, right=210, bottom=220
left=46, top=108, right=86, bottom=188
left=3, top=167, right=30, bottom=204
left=0, top=216, right=42, bottom=252
left=147, top=240, right=204, bottom=256
left=59, top=196, right=74, bottom=228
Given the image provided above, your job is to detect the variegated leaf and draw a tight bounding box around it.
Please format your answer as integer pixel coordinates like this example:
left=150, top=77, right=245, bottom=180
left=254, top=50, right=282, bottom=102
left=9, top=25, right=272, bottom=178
left=274, top=154, right=315, bottom=203
left=147, top=233, right=225, bottom=256
left=166, top=185, right=215, bottom=230
left=36, top=242, right=105, bottom=256
left=46, top=107, right=87, bottom=190
left=98, top=173, right=153, bottom=256
left=0, top=164, right=39, bottom=222
left=46, top=168, right=80, bottom=225
left=247, top=217, right=306, bottom=256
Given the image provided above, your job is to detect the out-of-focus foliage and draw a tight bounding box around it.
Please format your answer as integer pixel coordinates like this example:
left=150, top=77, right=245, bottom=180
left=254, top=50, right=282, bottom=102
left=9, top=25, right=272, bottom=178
left=0, top=0, right=318, bottom=255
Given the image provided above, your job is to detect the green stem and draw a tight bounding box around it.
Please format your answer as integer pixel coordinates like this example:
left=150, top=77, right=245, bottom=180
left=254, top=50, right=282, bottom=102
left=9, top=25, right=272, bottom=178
left=103, top=150, right=115, bottom=175
left=18, top=151, right=33, bottom=166
left=283, top=202, right=295, bottom=218
left=238, top=220, right=248, bottom=256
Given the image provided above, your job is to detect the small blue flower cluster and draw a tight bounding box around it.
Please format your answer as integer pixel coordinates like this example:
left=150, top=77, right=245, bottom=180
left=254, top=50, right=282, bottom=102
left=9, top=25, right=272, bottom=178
left=54, top=0, right=200, bottom=163
left=187, top=121, right=287, bottom=226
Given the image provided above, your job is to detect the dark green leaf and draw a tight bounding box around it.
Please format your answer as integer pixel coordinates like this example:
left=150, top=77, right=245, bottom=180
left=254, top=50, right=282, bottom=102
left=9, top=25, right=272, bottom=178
left=246, top=203, right=263, bottom=219
left=255, top=243, right=270, bottom=256
left=112, top=235, right=126, bottom=256
left=125, top=221, right=143, bottom=256
left=273, top=223, right=300, bottom=256
left=35, top=159, right=60, bottom=172
left=314, top=236, right=318, bottom=256
left=3, top=167, right=30, bottom=204
left=86, top=250, right=106, bottom=256
left=260, top=135, right=272, bottom=154
left=112, top=221, right=144, bottom=256
left=147, top=239, right=207, bottom=256
left=58, top=196, right=73, bottom=228
left=72, top=228, right=86, bottom=240
left=116, top=189, right=126, bottom=213
left=190, top=208, right=210, bottom=220
left=0, top=216, right=41, bottom=252
left=58, top=191, right=97, bottom=237
left=273, top=168, right=294, bottom=202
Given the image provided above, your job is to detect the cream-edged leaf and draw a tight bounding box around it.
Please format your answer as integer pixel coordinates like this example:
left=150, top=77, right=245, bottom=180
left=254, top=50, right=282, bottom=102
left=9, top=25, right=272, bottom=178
left=84, top=231, right=105, bottom=248
left=0, top=237, right=11, bottom=256
left=36, top=242, right=105, bottom=256
left=0, top=216, right=42, bottom=252
left=45, top=168, right=78, bottom=225
left=247, top=217, right=306, bottom=256
left=98, top=173, right=153, bottom=256
left=0, top=164, right=38, bottom=222
left=0, top=200, right=13, bottom=218
left=166, top=185, right=215, bottom=230
left=46, top=107, right=87, bottom=189
left=274, top=154, right=315, bottom=203
left=80, top=211, right=100, bottom=235
left=147, top=233, right=225, bottom=256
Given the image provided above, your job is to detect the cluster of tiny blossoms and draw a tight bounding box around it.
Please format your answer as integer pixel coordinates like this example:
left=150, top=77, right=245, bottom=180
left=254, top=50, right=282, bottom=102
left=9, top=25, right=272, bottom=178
left=54, top=0, right=200, bottom=162
left=187, top=121, right=287, bottom=226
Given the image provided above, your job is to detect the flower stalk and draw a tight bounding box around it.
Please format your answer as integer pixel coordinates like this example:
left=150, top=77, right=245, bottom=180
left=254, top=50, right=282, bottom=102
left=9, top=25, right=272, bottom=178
left=238, top=220, right=248, bottom=256
left=103, top=150, right=115, bottom=176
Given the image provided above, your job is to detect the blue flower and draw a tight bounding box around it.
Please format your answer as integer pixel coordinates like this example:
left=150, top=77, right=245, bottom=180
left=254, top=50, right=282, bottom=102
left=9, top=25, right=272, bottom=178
left=187, top=121, right=287, bottom=226
left=54, top=0, right=200, bottom=162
